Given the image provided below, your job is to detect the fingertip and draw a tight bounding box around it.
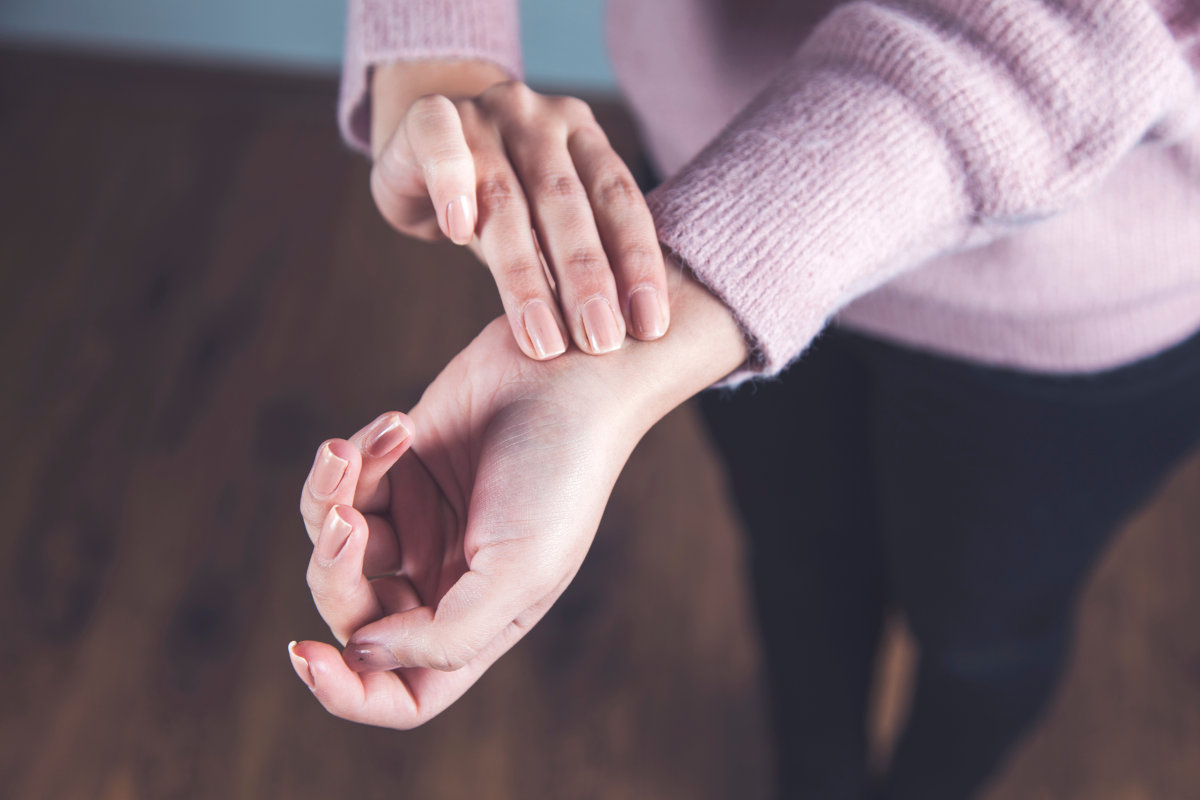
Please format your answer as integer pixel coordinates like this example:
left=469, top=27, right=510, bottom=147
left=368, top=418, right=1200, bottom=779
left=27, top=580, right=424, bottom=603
left=288, top=640, right=316, bottom=690
left=579, top=296, right=624, bottom=355
left=446, top=194, right=476, bottom=245
left=308, top=440, right=356, bottom=498
left=627, top=285, right=669, bottom=341
left=520, top=300, right=567, bottom=360
left=315, top=504, right=362, bottom=566
left=362, top=411, right=414, bottom=458
left=297, top=640, right=366, bottom=698
left=328, top=502, right=365, bottom=529
left=342, top=639, right=402, bottom=674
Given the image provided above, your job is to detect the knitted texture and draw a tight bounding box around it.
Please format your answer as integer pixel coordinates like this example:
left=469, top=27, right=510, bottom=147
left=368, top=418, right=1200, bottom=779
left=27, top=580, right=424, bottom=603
left=641, top=0, right=1199, bottom=378
left=342, top=0, right=1200, bottom=381
left=339, top=0, right=522, bottom=152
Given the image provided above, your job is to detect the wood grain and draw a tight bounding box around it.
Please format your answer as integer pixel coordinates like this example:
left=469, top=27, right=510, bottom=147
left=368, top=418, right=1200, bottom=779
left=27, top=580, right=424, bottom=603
left=0, top=48, right=1196, bottom=799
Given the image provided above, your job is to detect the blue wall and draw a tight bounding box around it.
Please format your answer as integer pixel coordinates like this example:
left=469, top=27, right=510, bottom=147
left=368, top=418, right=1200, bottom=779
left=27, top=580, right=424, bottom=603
left=0, top=0, right=616, bottom=89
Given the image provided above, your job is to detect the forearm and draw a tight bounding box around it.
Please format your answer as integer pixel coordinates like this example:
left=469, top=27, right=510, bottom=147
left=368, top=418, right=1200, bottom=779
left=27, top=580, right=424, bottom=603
left=370, top=59, right=509, bottom=158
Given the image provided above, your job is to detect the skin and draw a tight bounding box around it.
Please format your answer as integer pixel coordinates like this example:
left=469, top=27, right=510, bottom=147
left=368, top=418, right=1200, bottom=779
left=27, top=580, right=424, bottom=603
left=369, top=59, right=672, bottom=359
left=289, top=261, right=747, bottom=729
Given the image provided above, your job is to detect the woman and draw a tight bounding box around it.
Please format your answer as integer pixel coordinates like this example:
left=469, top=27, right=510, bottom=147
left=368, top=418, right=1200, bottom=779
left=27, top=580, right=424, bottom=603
left=290, top=1, right=1200, bottom=796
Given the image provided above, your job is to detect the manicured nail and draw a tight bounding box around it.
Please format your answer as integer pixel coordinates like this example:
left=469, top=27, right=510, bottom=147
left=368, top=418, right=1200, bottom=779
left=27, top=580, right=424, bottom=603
left=317, top=506, right=355, bottom=564
left=523, top=301, right=566, bottom=359
left=364, top=413, right=411, bottom=457
left=629, top=286, right=668, bottom=339
left=288, top=641, right=315, bottom=690
left=446, top=195, right=474, bottom=245
left=311, top=444, right=348, bottom=496
left=581, top=297, right=623, bottom=353
left=343, top=640, right=399, bottom=673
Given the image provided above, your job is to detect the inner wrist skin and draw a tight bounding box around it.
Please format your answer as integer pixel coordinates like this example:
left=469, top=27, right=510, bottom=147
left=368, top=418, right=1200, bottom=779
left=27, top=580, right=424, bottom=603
left=606, top=257, right=750, bottom=434
left=369, top=59, right=511, bottom=158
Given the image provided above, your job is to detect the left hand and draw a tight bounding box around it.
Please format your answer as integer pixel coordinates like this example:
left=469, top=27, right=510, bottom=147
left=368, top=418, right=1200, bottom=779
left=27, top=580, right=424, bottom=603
left=290, top=319, right=645, bottom=728
left=288, top=262, right=748, bottom=729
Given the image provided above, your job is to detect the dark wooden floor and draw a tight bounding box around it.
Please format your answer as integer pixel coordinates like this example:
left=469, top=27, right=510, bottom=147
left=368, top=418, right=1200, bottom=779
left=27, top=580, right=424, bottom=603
left=1, top=48, right=1197, bottom=800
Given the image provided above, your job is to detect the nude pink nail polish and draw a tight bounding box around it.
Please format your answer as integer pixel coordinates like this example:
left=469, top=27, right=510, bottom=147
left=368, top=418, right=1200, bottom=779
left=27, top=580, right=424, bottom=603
left=364, top=413, right=410, bottom=456
left=524, top=301, right=566, bottom=359
left=289, top=641, right=316, bottom=690
left=446, top=195, right=474, bottom=245
left=629, top=286, right=668, bottom=339
left=581, top=297, right=623, bottom=353
left=311, top=444, right=348, bottom=496
left=317, top=506, right=354, bottom=563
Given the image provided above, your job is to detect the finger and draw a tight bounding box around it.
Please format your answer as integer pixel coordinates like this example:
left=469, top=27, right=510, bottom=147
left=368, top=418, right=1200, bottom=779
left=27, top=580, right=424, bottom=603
left=346, top=411, right=414, bottom=514
left=371, top=574, right=424, bottom=614
left=504, top=104, right=626, bottom=355
left=288, top=638, right=490, bottom=730
left=469, top=130, right=569, bottom=361
left=362, top=513, right=404, bottom=578
left=307, top=505, right=384, bottom=644
left=289, top=589, right=564, bottom=728
left=569, top=126, right=670, bottom=340
left=289, top=639, right=423, bottom=728
left=299, top=439, right=362, bottom=545
left=341, top=549, right=545, bottom=673
left=370, top=123, right=442, bottom=241
left=401, top=94, right=478, bottom=245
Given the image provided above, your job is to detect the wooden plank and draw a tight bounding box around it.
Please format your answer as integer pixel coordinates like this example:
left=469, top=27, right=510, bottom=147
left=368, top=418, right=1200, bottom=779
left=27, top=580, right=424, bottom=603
left=1, top=46, right=1197, bottom=800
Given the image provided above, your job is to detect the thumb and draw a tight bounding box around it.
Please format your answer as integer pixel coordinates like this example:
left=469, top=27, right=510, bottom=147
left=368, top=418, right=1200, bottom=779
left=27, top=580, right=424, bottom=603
left=371, top=94, right=477, bottom=244
left=341, top=562, right=537, bottom=673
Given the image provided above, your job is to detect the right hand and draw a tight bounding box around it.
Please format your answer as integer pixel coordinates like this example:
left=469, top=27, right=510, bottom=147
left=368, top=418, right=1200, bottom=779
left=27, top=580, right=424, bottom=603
left=369, top=63, right=670, bottom=360
left=289, top=260, right=747, bottom=729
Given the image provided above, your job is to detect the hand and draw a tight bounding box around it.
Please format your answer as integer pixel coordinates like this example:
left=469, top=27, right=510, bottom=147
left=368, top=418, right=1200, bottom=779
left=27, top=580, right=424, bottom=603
left=369, top=61, right=670, bottom=360
left=288, top=264, right=747, bottom=729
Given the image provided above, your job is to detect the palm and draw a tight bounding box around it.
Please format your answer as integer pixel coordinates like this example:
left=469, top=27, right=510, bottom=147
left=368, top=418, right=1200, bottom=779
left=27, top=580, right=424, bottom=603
left=295, top=318, right=641, bottom=728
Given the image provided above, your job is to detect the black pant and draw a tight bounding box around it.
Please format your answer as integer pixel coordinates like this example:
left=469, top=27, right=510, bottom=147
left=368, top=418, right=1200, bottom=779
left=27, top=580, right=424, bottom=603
left=698, top=324, right=1200, bottom=799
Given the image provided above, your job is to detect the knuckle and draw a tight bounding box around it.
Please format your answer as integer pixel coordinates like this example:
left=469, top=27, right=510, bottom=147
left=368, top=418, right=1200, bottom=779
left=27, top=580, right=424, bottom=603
left=555, top=95, right=594, bottom=123
left=535, top=172, right=584, bottom=201
left=476, top=173, right=519, bottom=209
left=406, top=93, right=455, bottom=122
left=594, top=171, right=642, bottom=207
left=483, top=80, right=532, bottom=111
left=493, top=257, right=539, bottom=286
left=426, top=641, right=470, bottom=672
left=424, top=151, right=473, bottom=181
left=559, top=247, right=607, bottom=277
left=615, top=241, right=663, bottom=275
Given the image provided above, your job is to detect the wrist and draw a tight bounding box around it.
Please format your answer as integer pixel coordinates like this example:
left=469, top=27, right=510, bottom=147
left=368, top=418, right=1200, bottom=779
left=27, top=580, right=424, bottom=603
left=610, top=257, right=749, bottom=431
left=370, top=59, right=510, bottom=158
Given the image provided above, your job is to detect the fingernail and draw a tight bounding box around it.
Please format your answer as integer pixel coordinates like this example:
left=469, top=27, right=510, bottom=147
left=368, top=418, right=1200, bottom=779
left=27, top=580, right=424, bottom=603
left=629, top=286, right=668, bottom=339
left=288, top=641, right=315, bottom=690
left=523, top=301, right=566, bottom=359
left=311, top=444, right=348, bottom=496
left=343, top=640, right=399, bottom=673
left=364, top=413, right=411, bottom=457
left=446, top=195, right=474, bottom=245
left=317, top=506, right=355, bottom=563
left=581, top=297, right=623, bottom=353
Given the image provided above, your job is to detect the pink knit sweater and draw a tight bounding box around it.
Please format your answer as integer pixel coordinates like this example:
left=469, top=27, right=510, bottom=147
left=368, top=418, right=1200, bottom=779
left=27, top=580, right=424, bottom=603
left=340, top=0, right=1200, bottom=379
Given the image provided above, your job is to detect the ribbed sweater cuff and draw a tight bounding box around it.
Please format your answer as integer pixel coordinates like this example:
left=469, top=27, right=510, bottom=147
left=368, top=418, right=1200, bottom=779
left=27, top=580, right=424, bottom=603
left=648, top=0, right=1193, bottom=384
left=339, top=0, right=523, bottom=154
left=649, top=67, right=969, bottom=384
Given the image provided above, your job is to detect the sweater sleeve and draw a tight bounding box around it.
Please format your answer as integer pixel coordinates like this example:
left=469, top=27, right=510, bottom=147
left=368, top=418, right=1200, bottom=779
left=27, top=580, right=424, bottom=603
left=647, top=0, right=1200, bottom=380
left=339, top=0, right=523, bottom=154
